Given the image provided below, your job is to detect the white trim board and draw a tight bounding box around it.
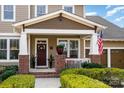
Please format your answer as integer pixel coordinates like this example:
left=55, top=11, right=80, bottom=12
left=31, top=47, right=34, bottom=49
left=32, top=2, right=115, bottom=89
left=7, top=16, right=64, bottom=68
left=35, top=38, right=48, bottom=68
left=25, top=29, right=95, bottom=35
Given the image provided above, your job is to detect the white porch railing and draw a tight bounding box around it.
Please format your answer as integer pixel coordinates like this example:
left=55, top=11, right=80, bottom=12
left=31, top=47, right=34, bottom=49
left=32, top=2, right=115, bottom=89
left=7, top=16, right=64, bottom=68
left=65, top=58, right=91, bottom=68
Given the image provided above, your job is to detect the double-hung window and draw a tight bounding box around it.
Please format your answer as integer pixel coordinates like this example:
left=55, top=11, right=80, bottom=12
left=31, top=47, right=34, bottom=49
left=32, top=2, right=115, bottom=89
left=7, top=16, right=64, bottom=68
left=58, top=39, right=80, bottom=58
left=1, top=5, right=15, bottom=21
left=63, top=5, right=74, bottom=13
left=0, top=39, right=7, bottom=59
left=10, top=39, right=19, bottom=60
left=35, top=5, right=47, bottom=17
left=0, top=38, right=19, bottom=61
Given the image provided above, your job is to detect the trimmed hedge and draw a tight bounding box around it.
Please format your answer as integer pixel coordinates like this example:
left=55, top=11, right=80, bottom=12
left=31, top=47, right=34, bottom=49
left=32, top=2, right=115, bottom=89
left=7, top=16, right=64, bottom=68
left=81, top=62, right=104, bottom=68
left=0, top=74, right=35, bottom=88
left=61, top=74, right=111, bottom=88
left=61, top=68, right=124, bottom=87
left=0, top=65, right=18, bottom=81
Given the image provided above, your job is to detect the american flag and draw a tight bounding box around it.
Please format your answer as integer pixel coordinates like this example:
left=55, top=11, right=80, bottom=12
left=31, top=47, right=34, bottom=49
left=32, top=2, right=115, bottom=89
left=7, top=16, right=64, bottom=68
left=97, top=31, right=103, bottom=55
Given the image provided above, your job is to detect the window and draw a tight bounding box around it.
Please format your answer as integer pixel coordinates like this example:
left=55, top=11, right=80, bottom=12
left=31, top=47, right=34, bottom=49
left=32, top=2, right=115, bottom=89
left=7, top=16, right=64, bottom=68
left=63, top=5, right=74, bottom=13
left=35, top=5, right=47, bottom=17
left=10, top=39, right=19, bottom=60
left=0, top=39, right=7, bottom=59
left=0, top=38, right=19, bottom=61
left=1, top=5, right=15, bottom=21
left=58, top=39, right=79, bottom=58
left=70, top=40, right=78, bottom=58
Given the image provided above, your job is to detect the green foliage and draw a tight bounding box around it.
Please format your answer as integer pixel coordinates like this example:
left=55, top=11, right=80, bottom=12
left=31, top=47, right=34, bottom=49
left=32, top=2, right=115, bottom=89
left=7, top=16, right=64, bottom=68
left=61, top=74, right=111, bottom=88
left=56, top=45, right=64, bottom=48
left=0, top=74, right=35, bottom=88
left=4, top=65, right=18, bottom=72
left=61, top=68, right=124, bottom=87
left=0, top=70, right=16, bottom=81
left=81, top=62, right=104, bottom=68
left=0, top=65, right=18, bottom=81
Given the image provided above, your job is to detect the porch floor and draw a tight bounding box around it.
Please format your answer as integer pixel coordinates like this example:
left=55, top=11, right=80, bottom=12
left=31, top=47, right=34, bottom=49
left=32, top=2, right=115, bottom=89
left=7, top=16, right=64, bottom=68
left=29, top=68, right=56, bottom=72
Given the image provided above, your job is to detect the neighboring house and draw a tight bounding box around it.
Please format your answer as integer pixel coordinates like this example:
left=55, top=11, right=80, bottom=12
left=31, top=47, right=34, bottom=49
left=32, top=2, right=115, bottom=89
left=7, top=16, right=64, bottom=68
left=0, top=5, right=124, bottom=75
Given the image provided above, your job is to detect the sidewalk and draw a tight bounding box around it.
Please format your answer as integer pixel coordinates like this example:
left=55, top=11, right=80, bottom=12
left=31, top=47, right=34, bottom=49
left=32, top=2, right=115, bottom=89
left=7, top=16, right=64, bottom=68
left=35, top=78, right=61, bottom=88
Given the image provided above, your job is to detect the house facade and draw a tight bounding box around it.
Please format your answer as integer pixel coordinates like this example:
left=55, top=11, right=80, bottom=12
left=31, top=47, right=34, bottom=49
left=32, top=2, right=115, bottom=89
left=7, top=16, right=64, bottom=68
left=0, top=5, right=124, bottom=74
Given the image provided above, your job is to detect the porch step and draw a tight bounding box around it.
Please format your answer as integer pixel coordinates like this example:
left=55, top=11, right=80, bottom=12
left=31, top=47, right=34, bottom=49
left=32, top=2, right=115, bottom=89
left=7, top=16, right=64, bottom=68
left=30, top=72, right=59, bottom=78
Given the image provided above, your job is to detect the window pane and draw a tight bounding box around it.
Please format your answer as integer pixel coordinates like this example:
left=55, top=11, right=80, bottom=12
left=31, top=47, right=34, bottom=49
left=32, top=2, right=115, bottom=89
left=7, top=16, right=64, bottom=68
left=70, top=50, right=78, bottom=58
left=70, top=40, right=78, bottom=50
left=10, top=39, right=19, bottom=50
left=58, top=40, right=68, bottom=57
left=0, top=50, right=7, bottom=59
left=10, top=39, right=19, bottom=60
left=10, top=50, right=19, bottom=59
left=64, top=6, right=73, bottom=13
left=3, top=5, right=14, bottom=20
left=37, top=5, right=46, bottom=16
left=70, top=40, right=78, bottom=58
left=0, top=39, right=7, bottom=49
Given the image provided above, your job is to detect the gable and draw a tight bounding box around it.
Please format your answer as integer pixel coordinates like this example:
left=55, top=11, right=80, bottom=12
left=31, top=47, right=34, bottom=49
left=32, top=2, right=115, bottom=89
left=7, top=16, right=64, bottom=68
left=26, top=17, right=93, bottom=30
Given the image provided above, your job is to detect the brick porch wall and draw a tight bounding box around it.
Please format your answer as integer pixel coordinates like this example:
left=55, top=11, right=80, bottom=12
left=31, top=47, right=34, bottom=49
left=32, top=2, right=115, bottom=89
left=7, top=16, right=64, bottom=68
left=89, top=55, right=101, bottom=64
left=55, top=55, right=66, bottom=73
left=19, top=55, right=29, bottom=74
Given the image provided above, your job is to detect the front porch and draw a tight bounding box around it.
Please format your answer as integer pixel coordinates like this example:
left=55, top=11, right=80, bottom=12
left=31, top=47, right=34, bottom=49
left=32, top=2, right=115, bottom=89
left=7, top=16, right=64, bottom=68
left=13, top=10, right=105, bottom=74
left=18, top=29, right=100, bottom=74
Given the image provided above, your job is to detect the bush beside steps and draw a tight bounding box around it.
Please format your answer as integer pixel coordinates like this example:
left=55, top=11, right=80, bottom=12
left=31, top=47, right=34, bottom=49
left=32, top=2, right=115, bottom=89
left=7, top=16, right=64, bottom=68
left=0, top=74, right=35, bottom=88
left=61, top=74, right=111, bottom=88
left=61, top=68, right=124, bottom=88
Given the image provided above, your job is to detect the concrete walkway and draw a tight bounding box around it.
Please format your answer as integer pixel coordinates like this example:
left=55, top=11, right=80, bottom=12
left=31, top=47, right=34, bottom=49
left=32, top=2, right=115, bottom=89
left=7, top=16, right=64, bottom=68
left=35, top=78, right=61, bottom=88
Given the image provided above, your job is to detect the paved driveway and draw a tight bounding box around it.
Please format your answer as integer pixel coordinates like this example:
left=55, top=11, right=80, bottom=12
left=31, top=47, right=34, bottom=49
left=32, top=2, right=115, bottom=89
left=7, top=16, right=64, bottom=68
left=35, top=78, right=61, bottom=88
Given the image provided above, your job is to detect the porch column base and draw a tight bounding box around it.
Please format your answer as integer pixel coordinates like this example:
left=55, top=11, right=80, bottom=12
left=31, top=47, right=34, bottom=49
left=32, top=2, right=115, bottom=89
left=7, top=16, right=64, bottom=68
left=55, top=55, right=66, bottom=73
left=19, top=55, right=29, bottom=74
left=89, top=55, right=100, bottom=64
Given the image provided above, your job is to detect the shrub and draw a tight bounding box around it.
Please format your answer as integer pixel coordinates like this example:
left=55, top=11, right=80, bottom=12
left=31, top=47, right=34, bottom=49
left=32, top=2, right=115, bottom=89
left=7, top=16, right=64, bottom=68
left=61, top=68, right=124, bottom=87
left=0, top=74, right=35, bottom=88
left=0, top=70, right=16, bottom=81
left=0, top=65, right=18, bottom=82
left=81, top=62, right=104, bottom=68
left=60, top=74, right=111, bottom=88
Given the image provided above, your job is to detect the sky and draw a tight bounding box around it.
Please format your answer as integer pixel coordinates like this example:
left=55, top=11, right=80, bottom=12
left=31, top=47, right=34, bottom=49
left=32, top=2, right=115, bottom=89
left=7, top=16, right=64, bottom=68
left=85, top=5, right=124, bottom=28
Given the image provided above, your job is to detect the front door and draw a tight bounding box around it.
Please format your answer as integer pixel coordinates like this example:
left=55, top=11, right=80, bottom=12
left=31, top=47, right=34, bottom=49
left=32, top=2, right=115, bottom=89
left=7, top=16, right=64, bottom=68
left=36, top=39, right=47, bottom=67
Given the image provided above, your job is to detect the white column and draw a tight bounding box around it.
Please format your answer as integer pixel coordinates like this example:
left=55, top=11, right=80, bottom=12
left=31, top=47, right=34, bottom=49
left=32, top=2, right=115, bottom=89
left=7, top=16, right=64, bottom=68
left=19, top=32, right=28, bottom=55
left=107, top=49, right=111, bottom=68
left=89, top=33, right=99, bottom=55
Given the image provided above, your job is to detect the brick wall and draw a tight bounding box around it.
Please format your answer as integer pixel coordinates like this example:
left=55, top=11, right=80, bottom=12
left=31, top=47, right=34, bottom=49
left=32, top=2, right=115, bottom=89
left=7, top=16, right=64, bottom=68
left=55, top=55, right=66, bottom=73
left=89, top=55, right=101, bottom=64
left=19, top=55, right=29, bottom=74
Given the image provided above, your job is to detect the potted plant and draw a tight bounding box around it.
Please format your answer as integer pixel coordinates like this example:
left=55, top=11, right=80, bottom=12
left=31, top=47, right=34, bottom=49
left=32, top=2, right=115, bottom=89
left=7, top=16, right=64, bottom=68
left=48, top=54, right=54, bottom=68
left=56, top=45, right=64, bottom=55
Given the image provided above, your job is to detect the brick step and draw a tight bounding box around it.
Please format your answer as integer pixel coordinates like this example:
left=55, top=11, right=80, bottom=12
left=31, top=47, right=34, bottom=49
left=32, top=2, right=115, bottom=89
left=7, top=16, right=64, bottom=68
left=30, top=72, right=60, bottom=78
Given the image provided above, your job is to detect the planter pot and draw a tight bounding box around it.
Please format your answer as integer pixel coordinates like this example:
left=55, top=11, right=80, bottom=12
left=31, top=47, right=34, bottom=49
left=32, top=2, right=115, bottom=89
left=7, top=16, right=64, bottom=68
left=56, top=47, right=64, bottom=55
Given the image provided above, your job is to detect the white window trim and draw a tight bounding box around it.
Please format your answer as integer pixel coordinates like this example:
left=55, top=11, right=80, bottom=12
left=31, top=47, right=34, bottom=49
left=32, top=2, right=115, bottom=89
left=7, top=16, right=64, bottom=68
left=35, top=5, right=48, bottom=17
left=35, top=38, right=48, bottom=68
left=62, top=5, right=75, bottom=14
left=1, top=5, right=16, bottom=22
left=57, top=38, right=80, bottom=58
left=0, top=37, right=20, bottom=62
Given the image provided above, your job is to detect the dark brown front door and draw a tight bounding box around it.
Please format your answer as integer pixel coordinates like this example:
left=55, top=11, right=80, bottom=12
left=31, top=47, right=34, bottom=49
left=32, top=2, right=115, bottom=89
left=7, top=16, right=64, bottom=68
left=37, top=40, right=47, bottom=66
